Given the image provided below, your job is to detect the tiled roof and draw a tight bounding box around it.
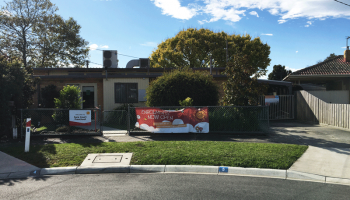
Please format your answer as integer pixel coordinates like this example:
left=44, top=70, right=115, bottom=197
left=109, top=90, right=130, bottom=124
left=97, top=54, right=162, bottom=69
left=291, top=55, right=350, bottom=76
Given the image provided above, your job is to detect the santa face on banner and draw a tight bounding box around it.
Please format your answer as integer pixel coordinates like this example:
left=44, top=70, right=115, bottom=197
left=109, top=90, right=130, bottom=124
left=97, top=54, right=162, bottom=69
left=135, top=107, right=209, bottom=133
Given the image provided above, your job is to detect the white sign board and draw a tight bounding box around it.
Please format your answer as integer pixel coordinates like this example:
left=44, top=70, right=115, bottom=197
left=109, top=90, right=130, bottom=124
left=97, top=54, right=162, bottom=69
left=69, top=110, right=91, bottom=126
left=265, top=95, right=279, bottom=105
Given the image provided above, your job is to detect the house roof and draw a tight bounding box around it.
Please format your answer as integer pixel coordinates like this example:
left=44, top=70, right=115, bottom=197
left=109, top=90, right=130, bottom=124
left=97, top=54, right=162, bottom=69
left=289, top=55, right=350, bottom=76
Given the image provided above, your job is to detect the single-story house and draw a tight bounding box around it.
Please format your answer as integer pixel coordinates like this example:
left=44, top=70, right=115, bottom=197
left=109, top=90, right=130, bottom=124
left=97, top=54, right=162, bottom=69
left=284, top=50, right=350, bottom=103
left=32, top=67, right=292, bottom=111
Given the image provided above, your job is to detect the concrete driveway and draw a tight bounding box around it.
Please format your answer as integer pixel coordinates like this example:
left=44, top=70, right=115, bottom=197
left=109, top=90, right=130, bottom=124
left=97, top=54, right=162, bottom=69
left=267, top=121, right=350, bottom=179
left=268, top=121, right=350, bottom=148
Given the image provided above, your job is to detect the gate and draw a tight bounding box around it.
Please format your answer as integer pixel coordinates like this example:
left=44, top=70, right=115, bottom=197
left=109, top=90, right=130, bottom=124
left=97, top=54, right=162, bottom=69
left=102, top=110, right=128, bottom=134
left=259, top=95, right=294, bottom=120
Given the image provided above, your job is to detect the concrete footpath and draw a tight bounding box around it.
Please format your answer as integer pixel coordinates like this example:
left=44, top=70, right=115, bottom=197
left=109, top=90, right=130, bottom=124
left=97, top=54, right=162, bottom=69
left=1, top=120, right=350, bottom=185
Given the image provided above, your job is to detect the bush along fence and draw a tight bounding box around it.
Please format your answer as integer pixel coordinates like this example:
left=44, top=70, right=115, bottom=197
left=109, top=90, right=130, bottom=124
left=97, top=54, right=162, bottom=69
left=20, top=108, right=102, bottom=137
left=126, top=105, right=269, bottom=134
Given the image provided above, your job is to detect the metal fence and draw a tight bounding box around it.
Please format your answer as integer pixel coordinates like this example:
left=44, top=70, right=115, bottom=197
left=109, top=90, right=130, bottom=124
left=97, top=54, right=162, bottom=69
left=259, top=95, right=294, bottom=120
left=127, top=106, right=269, bottom=134
left=20, top=108, right=102, bottom=137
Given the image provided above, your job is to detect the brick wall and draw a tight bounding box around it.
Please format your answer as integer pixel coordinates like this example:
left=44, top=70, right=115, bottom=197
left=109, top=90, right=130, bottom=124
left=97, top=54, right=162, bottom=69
left=33, top=78, right=104, bottom=109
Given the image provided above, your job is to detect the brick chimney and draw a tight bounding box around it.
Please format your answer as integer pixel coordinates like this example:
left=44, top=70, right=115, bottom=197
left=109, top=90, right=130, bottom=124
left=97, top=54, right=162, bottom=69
left=344, top=49, right=350, bottom=62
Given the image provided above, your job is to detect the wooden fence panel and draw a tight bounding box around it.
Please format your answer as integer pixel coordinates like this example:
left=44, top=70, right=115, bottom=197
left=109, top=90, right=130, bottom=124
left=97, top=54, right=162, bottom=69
left=296, top=90, right=350, bottom=130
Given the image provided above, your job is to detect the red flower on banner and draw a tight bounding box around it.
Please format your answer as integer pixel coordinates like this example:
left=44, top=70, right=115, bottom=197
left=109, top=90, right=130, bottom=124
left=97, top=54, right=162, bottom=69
left=195, top=126, right=203, bottom=133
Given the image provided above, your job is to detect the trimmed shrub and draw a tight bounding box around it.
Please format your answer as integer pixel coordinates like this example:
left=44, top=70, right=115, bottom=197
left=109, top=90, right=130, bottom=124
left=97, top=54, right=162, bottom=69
left=52, top=85, right=82, bottom=126
left=146, top=69, right=219, bottom=106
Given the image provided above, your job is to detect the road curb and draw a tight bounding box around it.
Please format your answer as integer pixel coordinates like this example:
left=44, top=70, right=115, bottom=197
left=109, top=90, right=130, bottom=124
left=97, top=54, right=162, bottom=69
left=130, top=165, right=165, bottom=173
left=3, top=165, right=350, bottom=186
left=326, top=177, right=350, bottom=185
left=76, top=166, right=130, bottom=174
left=287, top=170, right=326, bottom=182
left=219, top=167, right=286, bottom=179
left=165, top=165, right=219, bottom=174
left=7, top=170, right=40, bottom=179
left=40, top=167, right=78, bottom=175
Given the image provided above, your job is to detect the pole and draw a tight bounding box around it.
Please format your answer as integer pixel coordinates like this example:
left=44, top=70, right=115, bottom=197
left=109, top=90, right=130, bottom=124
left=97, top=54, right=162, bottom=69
left=12, top=115, right=17, bottom=139
left=25, top=118, right=31, bottom=152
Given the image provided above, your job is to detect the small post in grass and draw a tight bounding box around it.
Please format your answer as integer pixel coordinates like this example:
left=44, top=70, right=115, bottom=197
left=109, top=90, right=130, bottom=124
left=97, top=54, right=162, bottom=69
left=24, top=118, right=31, bottom=152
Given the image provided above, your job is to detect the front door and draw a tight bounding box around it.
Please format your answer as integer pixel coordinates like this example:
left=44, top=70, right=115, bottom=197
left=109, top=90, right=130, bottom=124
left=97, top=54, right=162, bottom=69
left=82, top=86, right=95, bottom=109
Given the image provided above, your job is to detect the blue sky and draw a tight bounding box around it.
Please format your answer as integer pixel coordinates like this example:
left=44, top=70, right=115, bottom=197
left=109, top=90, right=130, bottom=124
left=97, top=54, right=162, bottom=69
left=3, top=0, right=350, bottom=78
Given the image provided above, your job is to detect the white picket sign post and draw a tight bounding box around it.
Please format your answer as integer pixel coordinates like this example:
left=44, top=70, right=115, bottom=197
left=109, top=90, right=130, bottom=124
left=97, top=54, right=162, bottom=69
left=25, top=118, right=31, bottom=152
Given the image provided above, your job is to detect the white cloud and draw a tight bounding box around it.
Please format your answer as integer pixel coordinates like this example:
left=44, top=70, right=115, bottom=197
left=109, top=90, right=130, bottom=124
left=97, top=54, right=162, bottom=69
left=225, top=21, right=235, bottom=27
left=286, top=66, right=298, bottom=72
left=261, top=33, right=273, bottom=36
left=305, top=21, right=312, bottom=27
left=249, top=11, right=259, bottom=17
left=342, top=47, right=347, bottom=49
left=89, top=44, right=98, bottom=50
left=151, top=0, right=350, bottom=25
left=198, top=20, right=206, bottom=25
left=89, top=44, right=109, bottom=50
left=151, top=0, right=198, bottom=20
left=140, top=42, right=158, bottom=47
left=278, top=19, right=287, bottom=24
left=296, top=51, right=298, bottom=53
left=201, top=2, right=246, bottom=23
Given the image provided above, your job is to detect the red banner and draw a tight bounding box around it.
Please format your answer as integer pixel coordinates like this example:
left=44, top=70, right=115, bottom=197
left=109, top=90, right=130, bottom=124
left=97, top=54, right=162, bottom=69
left=135, top=107, right=209, bottom=133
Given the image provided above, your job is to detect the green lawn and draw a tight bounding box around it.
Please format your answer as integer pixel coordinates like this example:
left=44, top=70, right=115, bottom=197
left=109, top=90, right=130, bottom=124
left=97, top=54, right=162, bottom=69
left=0, top=141, right=308, bottom=169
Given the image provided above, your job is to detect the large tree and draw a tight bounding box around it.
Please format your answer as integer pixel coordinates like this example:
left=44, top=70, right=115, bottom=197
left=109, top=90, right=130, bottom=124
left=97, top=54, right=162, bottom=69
left=0, top=56, right=36, bottom=138
left=0, top=0, right=89, bottom=68
left=222, top=54, right=267, bottom=106
left=150, top=28, right=270, bottom=73
left=268, top=64, right=292, bottom=81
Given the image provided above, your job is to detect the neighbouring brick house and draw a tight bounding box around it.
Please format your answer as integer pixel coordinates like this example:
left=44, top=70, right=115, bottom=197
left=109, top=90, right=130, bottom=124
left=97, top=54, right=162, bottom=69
left=32, top=67, right=292, bottom=111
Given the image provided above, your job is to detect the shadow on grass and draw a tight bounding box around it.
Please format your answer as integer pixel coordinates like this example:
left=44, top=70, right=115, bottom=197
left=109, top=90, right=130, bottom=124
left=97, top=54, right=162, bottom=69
left=128, top=132, right=269, bottom=142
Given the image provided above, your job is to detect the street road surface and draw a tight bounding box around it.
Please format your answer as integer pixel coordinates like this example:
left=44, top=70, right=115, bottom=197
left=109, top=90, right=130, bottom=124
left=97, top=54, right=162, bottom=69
left=1, top=174, right=350, bottom=200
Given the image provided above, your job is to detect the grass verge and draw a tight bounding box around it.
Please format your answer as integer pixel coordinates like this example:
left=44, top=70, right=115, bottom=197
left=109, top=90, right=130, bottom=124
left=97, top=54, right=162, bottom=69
left=0, top=141, right=307, bottom=169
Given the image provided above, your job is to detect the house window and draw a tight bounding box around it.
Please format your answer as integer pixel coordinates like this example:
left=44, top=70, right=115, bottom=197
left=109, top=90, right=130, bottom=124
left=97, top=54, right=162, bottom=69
left=115, top=83, right=138, bottom=103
